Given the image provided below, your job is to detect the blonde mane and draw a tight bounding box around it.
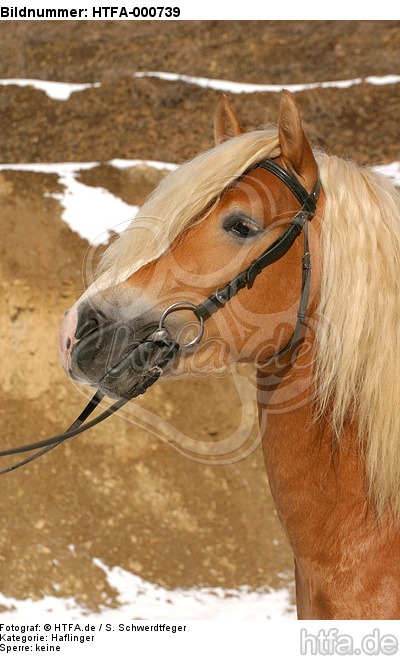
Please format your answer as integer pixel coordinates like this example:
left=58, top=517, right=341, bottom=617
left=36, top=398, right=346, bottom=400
left=315, top=153, right=400, bottom=519
left=98, top=132, right=400, bottom=518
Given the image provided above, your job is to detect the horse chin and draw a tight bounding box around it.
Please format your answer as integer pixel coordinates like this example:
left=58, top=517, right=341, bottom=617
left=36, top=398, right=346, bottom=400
left=68, top=350, right=142, bottom=401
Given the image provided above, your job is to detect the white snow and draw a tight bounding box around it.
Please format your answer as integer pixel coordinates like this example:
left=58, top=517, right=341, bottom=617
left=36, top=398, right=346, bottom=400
left=134, top=71, right=400, bottom=94
left=45, top=166, right=139, bottom=244
left=0, top=78, right=100, bottom=100
left=92, top=558, right=295, bottom=620
left=0, top=73, right=398, bottom=100
left=0, top=556, right=295, bottom=621
left=373, top=161, right=400, bottom=187
left=0, top=160, right=174, bottom=244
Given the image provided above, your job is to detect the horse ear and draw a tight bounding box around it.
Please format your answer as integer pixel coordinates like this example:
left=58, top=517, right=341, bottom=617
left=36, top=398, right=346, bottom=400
left=214, top=94, right=243, bottom=145
left=278, top=90, right=318, bottom=187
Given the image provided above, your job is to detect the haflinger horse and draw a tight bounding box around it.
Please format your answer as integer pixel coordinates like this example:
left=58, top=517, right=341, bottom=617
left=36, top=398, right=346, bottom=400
left=59, top=91, right=400, bottom=619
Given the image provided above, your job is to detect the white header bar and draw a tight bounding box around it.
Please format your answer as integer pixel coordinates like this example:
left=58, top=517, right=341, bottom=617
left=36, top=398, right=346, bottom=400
left=0, top=1, right=397, bottom=20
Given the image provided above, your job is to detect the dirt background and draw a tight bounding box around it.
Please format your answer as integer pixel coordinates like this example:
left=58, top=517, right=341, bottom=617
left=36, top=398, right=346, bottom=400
left=0, top=20, right=399, bottom=613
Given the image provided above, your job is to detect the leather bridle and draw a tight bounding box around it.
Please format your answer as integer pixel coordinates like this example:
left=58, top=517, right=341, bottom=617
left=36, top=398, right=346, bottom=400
left=193, top=159, right=320, bottom=358
left=0, top=159, right=320, bottom=474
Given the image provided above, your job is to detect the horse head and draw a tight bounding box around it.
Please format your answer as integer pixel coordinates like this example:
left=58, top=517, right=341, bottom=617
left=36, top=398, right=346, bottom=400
left=60, top=92, right=322, bottom=400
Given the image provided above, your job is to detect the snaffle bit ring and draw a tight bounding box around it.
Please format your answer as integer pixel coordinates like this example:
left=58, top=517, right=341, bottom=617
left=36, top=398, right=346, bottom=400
left=159, top=302, right=204, bottom=350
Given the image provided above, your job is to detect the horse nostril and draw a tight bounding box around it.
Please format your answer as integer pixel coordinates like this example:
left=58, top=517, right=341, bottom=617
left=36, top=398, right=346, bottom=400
left=75, top=306, right=103, bottom=340
left=75, top=317, right=100, bottom=340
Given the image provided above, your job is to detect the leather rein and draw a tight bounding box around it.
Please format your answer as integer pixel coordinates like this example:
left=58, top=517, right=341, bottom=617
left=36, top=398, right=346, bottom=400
left=0, top=159, right=320, bottom=475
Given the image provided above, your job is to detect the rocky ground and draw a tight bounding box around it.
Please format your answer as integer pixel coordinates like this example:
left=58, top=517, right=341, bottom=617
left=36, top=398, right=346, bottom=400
left=0, top=20, right=398, bottom=613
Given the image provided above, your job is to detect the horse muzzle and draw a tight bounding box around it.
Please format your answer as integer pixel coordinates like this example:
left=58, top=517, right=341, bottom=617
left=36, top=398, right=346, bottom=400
left=60, top=299, right=166, bottom=399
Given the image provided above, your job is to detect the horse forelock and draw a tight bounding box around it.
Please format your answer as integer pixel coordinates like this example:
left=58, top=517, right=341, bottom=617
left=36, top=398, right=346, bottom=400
left=314, top=152, right=400, bottom=519
left=95, top=129, right=280, bottom=288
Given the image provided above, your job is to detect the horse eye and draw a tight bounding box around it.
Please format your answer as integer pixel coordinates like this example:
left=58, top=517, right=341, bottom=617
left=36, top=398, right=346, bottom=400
left=227, top=220, right=260, bottom=239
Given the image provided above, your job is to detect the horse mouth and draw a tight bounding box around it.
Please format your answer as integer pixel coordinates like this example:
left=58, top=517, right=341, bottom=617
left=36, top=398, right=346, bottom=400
left=69, top=321, right=160, bottom=400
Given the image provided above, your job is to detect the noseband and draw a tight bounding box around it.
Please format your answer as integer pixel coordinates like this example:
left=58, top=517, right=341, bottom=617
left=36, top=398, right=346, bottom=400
left=0, top=159, right=320, bottom=474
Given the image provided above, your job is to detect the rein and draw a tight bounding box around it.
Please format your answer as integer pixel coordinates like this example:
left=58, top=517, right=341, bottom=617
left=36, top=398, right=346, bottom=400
left=0, top=159, right=320, bottom=474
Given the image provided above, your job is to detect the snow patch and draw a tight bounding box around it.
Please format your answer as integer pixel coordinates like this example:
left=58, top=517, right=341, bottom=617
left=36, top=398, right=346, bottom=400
left=373, top=161, right=400, bottom=187
left=0, top=73, right=398, bottom=101
left=0, top=557, right=295, bottom=621
left=134, top=71, right=400, bottom=95
left=93, top=558, right=295, bottom=620
left=0, top=160, right=175, bottom=244
left=0, top=78, right=100, bottom=100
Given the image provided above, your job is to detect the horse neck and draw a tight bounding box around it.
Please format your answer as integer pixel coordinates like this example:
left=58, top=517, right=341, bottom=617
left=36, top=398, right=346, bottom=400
left=256, top=349, right=400, bottom=619
left=257, top=363, right=362, bottom=541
